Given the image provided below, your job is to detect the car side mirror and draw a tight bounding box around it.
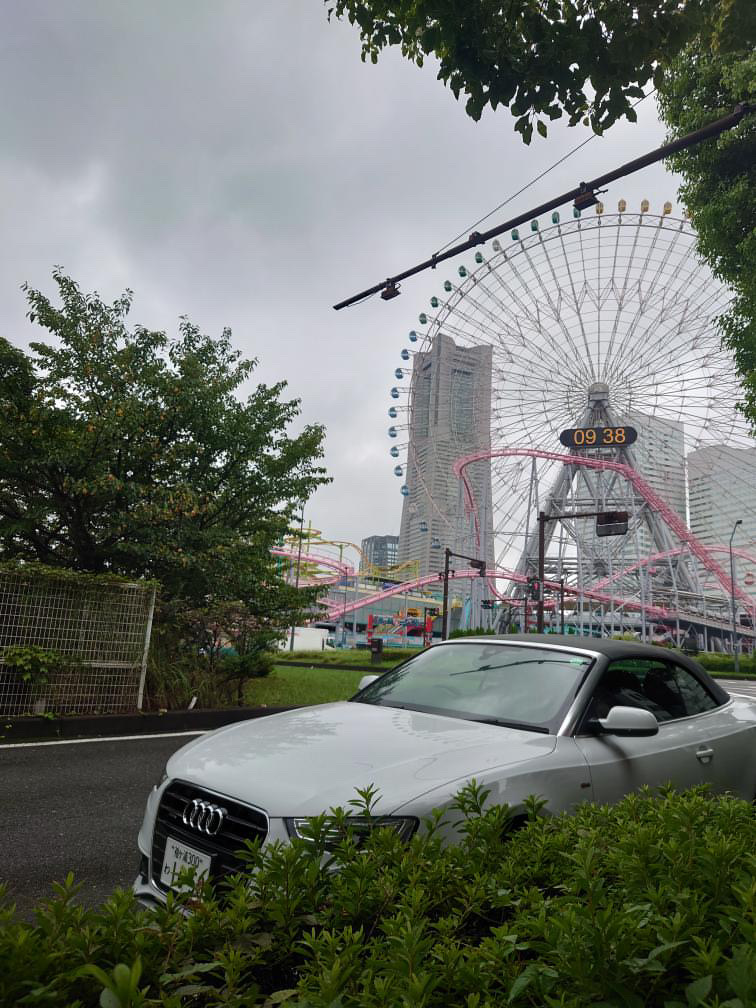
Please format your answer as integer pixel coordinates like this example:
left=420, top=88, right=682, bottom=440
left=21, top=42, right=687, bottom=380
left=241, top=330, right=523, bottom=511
left=358, top=674, right=379, bottom=691
left=597, top=705, right=659, bottom=737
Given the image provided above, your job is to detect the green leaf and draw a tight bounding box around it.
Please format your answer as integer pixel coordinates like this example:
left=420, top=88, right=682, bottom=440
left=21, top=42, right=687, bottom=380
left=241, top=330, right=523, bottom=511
left=685, top=975, right=712, bottom=1006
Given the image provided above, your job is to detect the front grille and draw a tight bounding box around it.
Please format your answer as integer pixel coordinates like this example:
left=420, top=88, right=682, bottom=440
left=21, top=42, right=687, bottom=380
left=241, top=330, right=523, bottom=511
left=151, top=779, right=268, bottom=893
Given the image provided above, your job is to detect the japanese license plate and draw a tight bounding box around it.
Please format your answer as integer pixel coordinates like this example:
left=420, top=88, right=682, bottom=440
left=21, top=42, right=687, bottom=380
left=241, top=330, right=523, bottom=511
left=161, top=836, right=212, bottom=891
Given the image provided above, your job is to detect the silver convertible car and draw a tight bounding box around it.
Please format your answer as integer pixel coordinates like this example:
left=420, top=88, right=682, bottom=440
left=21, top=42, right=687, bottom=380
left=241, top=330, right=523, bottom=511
left=134, top=636, right=756, bottom=906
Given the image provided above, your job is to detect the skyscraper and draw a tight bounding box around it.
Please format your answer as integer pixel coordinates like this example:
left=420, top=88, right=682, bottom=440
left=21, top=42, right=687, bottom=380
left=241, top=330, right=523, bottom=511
left=398, top=333, right=494, bottom=578
left=688, top=445, right=756, bottom=548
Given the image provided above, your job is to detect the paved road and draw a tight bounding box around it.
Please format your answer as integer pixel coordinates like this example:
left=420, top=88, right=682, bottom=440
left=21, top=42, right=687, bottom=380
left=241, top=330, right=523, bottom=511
left=719, top=677, right=756, bottom=700
left=0, top=733, right=201, bottom=918
left=2, top=678, right=754, bottom=919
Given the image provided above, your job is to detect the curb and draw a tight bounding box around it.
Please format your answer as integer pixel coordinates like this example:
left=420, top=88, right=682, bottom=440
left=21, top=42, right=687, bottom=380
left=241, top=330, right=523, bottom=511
left=0, top=706, right=295, bottom=743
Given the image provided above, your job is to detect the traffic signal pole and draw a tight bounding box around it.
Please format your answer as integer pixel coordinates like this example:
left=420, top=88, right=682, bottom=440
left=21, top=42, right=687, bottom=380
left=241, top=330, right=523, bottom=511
left=536, top=509, right=628, bottom=633
left=441, top=547, right=487, bottom=640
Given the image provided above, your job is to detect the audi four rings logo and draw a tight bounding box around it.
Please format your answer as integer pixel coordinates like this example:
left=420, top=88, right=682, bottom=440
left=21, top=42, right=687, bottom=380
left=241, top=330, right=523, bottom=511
left=182, top=799, right=227, bottom=835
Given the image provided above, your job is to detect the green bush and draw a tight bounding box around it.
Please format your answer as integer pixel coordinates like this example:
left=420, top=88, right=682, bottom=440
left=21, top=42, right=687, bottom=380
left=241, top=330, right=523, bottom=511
left=1, top=786, right=755, bottom=1006
left=1, top=644, right=65, bottom=690
left=449, top=626, right=496, bottom=638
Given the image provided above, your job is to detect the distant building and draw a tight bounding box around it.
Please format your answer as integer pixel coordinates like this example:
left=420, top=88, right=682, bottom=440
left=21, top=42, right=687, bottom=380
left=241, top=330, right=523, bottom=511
left=688, top=445, right=756, bottom=549
left=623, top=411, right=686, bottom=557
left=626, top=412, right=687, bottom=522
left=398, top=332, right=494, bottom=578
left=360, top=535, right=399, bottom=573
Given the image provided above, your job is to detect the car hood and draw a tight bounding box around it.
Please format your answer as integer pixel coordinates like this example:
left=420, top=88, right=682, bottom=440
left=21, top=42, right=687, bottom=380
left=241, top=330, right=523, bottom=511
left=166, top=702, right=558, bottom=816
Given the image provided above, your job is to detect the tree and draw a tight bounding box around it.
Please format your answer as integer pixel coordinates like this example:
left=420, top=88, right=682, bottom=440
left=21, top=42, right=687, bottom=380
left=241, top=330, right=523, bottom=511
left=0, top=270, right=330, bottom=612
left=326, top=0, right=751, bottom=142
left=657, top=46, right=756, bottom=430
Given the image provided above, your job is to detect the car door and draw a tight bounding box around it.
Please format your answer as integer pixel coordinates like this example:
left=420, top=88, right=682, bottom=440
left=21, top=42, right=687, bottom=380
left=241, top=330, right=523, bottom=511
left=573, top=656, right=717, bottom=805
left=657, top=659, right=754, bottom=800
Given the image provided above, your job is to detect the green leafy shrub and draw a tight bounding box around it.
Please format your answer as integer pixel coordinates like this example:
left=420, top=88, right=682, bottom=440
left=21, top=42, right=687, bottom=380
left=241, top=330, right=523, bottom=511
left=1, top=786, right=755, bottom=1006
left=1, top=644, right=65, bottom=690
left=449, top=626, right=496, bottom=638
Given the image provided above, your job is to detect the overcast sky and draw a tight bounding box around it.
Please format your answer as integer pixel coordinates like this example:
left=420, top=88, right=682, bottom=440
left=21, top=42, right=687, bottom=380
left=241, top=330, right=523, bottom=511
left=2, top=1, right=683, bottom=553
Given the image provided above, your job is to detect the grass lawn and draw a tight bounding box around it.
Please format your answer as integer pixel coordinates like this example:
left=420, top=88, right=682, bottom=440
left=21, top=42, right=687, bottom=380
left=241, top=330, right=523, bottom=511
left=275, top=648, right=422, bottom=667
left=245, top=664, right=372, bottom=707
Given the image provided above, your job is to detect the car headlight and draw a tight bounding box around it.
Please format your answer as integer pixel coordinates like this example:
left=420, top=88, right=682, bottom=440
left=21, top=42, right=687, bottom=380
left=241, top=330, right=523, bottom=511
left=285, top=815, right=418, bottom=846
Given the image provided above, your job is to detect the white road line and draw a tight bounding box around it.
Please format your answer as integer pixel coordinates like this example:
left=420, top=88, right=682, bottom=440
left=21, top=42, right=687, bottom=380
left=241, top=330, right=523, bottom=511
left=0, top=730, right=206, bottom=750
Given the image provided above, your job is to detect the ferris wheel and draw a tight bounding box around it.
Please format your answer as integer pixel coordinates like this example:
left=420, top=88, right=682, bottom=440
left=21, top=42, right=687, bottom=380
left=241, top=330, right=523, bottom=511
left=389, top=203, right=755, bottom=626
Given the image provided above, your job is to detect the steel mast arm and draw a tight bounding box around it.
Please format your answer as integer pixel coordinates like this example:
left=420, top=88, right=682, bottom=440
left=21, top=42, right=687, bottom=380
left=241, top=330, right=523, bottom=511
left=333, top=103, right=752, bottom=311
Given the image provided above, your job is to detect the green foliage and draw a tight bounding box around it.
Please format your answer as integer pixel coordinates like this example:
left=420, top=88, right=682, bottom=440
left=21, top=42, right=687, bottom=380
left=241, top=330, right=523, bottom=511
left=326, top=1, right=751, bottom=141
left=1, top=787, right=755, bottom=1005
left=0, top=271, right=329, bottom=605
left=1, top=645, right=65, bottom=690
left=657, top=46, right=756, bottom=429
left=0, top=272, right=330, bottom=696
left=449, top=626, right=496, bottom=638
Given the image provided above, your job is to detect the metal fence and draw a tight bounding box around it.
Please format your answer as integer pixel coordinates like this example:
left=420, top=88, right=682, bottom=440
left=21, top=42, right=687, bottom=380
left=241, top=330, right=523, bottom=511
left=0, top=567, right=156, bottom=715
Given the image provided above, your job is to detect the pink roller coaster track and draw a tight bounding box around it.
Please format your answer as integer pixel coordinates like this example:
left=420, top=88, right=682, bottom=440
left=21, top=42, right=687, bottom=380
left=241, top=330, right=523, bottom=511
left=452, top=448, right=752, bottom=609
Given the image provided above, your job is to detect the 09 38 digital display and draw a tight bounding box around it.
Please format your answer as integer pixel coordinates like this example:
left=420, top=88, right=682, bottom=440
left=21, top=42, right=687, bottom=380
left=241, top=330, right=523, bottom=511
left=559, top=425, right=637, bottom=449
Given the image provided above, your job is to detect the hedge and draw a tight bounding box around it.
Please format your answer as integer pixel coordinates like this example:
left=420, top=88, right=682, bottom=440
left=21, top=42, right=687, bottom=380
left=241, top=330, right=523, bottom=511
left=1, top=786, right=754, bottom=1007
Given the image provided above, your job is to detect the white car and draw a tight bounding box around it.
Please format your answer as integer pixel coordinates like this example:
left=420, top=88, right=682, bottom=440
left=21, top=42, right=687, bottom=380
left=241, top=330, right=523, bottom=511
left=134, top=636, right=756, bottom=906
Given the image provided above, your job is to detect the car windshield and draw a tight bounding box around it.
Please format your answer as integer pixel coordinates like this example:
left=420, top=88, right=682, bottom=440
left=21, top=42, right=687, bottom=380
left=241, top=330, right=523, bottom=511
left=353, top=642, right=594, bottom=733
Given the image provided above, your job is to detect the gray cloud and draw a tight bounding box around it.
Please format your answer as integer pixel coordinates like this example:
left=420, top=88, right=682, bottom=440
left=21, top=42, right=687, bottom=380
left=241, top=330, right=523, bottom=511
left=1, top=0, right=682, bottom=548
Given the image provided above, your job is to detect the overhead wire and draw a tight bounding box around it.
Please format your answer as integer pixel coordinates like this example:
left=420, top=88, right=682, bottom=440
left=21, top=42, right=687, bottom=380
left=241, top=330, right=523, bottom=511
left=433, top=90, right=656, bottom=258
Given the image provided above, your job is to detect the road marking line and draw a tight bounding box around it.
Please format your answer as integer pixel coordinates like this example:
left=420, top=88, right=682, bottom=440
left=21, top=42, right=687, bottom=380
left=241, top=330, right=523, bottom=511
left=0, top=730, right=206, bottom=750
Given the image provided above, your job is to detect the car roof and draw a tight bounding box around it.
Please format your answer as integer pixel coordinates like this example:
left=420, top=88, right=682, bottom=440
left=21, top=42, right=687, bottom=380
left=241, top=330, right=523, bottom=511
left=442, top=634, right=677, bottom=661
left=440, top=634, right=730, bottom=704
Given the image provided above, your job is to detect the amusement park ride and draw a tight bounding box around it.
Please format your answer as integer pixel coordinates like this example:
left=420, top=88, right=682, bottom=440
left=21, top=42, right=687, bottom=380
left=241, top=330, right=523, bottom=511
left=273, top=106, right=756, bottom=649
left=275, top=196, right=756, bottom=652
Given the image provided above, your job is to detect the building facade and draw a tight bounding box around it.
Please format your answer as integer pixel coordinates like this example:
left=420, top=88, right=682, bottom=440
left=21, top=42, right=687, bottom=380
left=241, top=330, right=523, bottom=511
left=359, top=535, right=399, bottom=573
left=688, top=445, right=756, bottom=548
left=398, top=332, right=495, bottom=578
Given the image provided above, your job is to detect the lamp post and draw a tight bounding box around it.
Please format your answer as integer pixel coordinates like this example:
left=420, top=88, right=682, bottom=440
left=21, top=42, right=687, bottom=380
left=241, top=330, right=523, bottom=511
left=288, top=503, right=306, bottom=652
left=729, top=519, right=742, bottom=673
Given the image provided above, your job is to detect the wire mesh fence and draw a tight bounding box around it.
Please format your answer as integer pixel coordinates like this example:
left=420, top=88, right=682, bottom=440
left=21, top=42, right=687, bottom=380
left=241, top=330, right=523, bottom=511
left=0, top=566, right=156, bottom=715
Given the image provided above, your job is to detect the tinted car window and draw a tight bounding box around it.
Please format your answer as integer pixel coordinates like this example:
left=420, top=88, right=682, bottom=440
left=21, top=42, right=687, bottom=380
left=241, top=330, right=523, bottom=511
left=354, top=642, right=594, bottom=733
left=664, top=661, right=719, bottom=716
left=585, top=656, right=719, bottom=724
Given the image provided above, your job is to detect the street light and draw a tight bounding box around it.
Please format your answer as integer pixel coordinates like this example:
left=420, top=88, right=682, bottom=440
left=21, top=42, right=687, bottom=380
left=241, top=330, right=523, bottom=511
left=729, top=519, right=742, bottom=674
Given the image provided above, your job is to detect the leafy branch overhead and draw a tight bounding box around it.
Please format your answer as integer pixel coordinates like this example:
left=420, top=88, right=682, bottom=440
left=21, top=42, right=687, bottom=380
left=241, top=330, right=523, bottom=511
left=326, top=0, right=751, bottom=142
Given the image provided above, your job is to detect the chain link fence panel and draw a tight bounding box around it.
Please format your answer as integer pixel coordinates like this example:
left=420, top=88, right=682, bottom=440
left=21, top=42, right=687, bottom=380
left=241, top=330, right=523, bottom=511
left=0, top=567, right=156, bottom=715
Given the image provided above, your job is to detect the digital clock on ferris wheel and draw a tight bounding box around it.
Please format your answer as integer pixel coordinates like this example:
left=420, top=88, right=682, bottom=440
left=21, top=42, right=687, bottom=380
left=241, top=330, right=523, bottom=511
left=559, top=425, right=638, bottom=449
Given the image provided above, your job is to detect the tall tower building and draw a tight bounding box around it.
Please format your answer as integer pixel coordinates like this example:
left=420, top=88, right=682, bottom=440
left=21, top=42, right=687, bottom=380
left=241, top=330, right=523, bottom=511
left=688, top=445, right=756, bottom=547
left=398, top=333, right=494, bottom=578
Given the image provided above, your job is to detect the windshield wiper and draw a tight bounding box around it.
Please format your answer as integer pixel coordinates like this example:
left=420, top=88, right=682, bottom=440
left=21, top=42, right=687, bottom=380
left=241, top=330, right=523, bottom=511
left=468, top=716, right=550, bottom=734
left=450, top=658, right=586, bottom=676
